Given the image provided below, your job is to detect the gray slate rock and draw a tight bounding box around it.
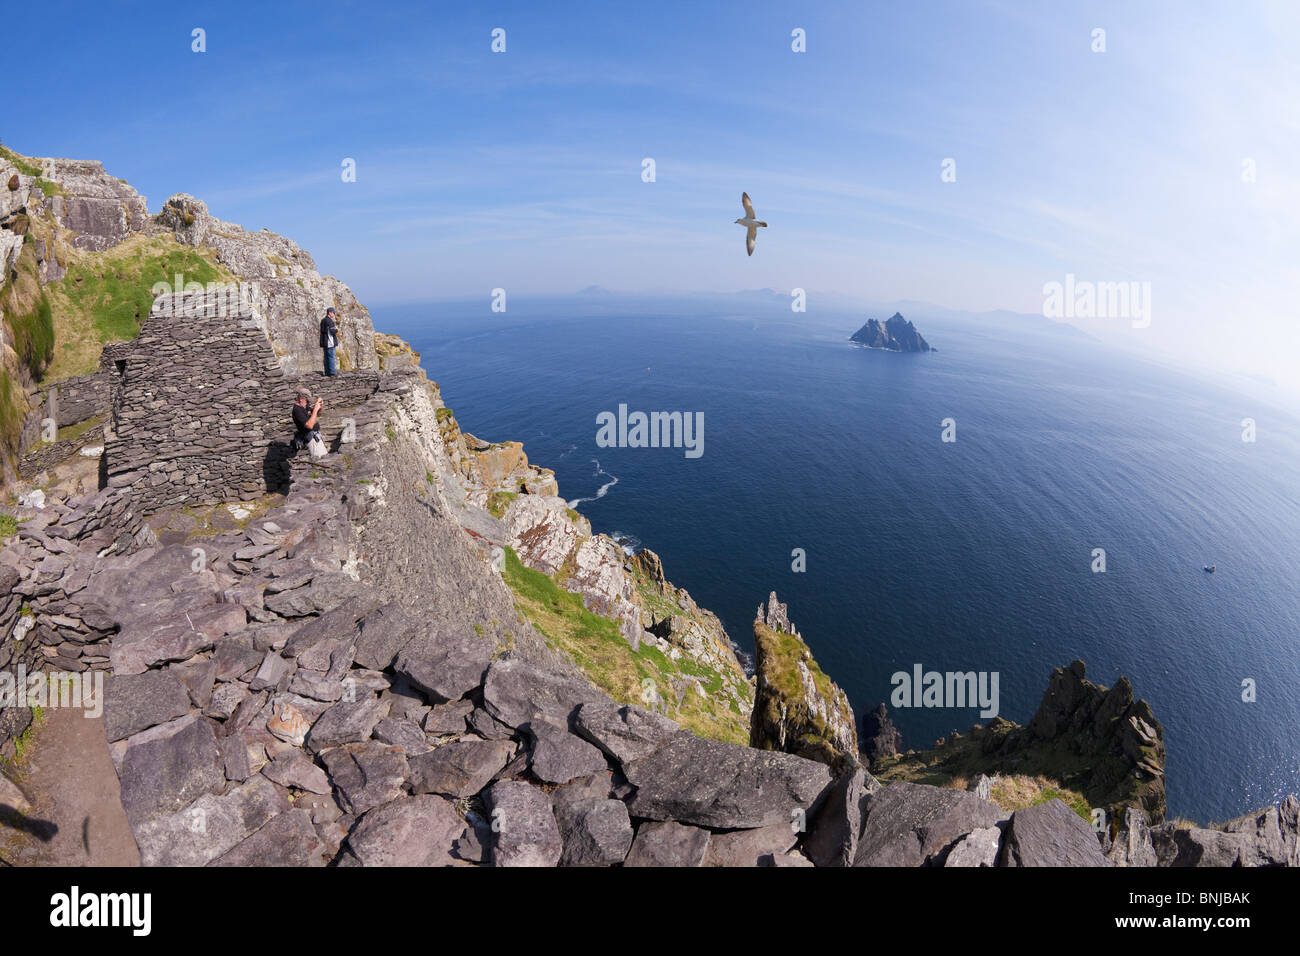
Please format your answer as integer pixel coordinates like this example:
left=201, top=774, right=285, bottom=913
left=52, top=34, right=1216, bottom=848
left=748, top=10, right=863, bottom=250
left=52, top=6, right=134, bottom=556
left=130, top=775, right=287, bottom=866
left=854, top=781, right=1006, bottom=867
left=262, top=750, right=332, bottom=794
left=305, top=696, right=390, bottom=752
left=944, top=826, right=1003, bottom=867
left=573, top=701, right=682, bottom=767
left=353, top=602, right=420, bottom=670
left=485, top=780, right=563, bottom=867
left=103, top=670, right=192, bottom=742
left=320, top=742, right=409, bottom=815
left=623, top=733, right=833, bottom=829
left=117, top=714, right=226, bottom=826
left=408, top=739, right=514, bottom=797
left=423, top=699, right=475, bottom=735
left=803, top=767, right=879, bottom=867
left=624, top=821, right=711, bottom=867
left=483, top=657, right=608, bottom=729
left=999, top=799, right=1108, bottom=867
left=554, top=797, right=633, bottom=867
left=209, top=809, right=327, bottom=866
left=526, top=718, right=609, bottom=785
left=395, top=624, right=496, bottom=704
left=373, top=717, right=432, bottom=755
left=703, top=823, right=799, bottom=867
left=345, top=795, right=464, bottom=867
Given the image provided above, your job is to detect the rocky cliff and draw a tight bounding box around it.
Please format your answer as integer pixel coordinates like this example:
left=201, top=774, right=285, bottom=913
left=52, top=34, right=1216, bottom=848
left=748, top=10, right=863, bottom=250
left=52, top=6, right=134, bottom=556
left=850, top=312, right=933, bottom=352
left=749, top=592, right=858, bottom=773
left=873, top=660, right=1167, bottom=826
left=0, top=145, right=1295, bottom=868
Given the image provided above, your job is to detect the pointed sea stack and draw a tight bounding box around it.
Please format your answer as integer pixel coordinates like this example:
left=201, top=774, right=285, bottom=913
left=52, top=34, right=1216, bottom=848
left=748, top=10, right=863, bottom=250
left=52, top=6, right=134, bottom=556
left=850, top=312, right=933, bottom=352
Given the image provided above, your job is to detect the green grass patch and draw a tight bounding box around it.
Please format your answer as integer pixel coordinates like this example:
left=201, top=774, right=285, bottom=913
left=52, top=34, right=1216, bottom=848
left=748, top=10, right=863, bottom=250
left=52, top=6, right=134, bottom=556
left=501, top=546, right=747, bottom=744
left=487, top=490, right=517, bottom=518
left=0, top=512, right=17, bottom=538
left=0, top=146, right=41, bottom=177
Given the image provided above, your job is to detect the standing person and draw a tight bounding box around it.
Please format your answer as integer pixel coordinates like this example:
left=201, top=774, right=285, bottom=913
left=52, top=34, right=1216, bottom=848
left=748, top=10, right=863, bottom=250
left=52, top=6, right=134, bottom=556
left=320, top=307, right=340, bottom=376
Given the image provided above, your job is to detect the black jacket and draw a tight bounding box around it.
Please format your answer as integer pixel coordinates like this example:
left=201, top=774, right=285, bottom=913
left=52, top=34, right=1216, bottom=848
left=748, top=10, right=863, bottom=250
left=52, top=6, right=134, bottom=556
left=320, top=314, right=339, bottom=348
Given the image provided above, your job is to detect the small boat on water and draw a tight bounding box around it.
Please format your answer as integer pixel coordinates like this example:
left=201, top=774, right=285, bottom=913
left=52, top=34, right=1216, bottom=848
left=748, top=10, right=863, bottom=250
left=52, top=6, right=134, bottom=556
left=1203, top=564, right=1216, bottom=573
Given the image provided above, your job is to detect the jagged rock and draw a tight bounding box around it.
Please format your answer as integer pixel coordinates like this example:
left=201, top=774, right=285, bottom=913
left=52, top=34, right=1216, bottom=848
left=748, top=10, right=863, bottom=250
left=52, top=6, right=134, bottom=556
left=1153, top=796, right=1300, bottom=867
left=624, top=821, right=711, bottom=867
left=110, top=603, right=247, bottom=676
left=214, top=641, right=265, bottom=682
left=553, top=797, right=634, bottom=866
left=319, top=742, right=409, bottom=815
left=850, top=313, right=932, bottom=352
left=703, top=823, right=798, bottom=867
left=210, top=809, right=328, bottom=866
left=344, top=795, right=465, bottom=867
left=853, top=781, right=1005, bottom=867
left=248, top=651, right=294, bottom=691
left=116, top=714, right=226, bottom=826
left=423, top=699, right=475, bottom=735
left=944, top=826, right=1003, bottom=867
left=467, top=707, right=515, bottom=741
left=1107, top=806, right=1159, bottom=867
left=394, top=625, right=495, bottom=704
left=408, top=739, right=514, bottom=797
left=129, top=775, right=287, bottom=866
left=525, top=718, right=609, bottom=785
left=305, top=696, right=390, bottom=752
left=353, top=602, right=420, bottom=670
left=103, top=670, right=192, bottom=742
left=749, top=593, right=858, bottom=773
left=261, top=749, right=332, bottom=794
left=623, top=733, right=833, bottom=829
left=485, top=780, right=563, bottom=867
left=861, top=702, right=902, bottom=763
left=171, top=657, right=218, bottom=708
left=999, top=799, right=1108, bottom=867
left=482, top=657, right=609, bottom=730
left=572, top=701, right=682, bottom=767
left=372, top=717, right=431, bottom=755
left=218, top=734, right=253, bottom=782
left=803, top=767, right=880, bottom=867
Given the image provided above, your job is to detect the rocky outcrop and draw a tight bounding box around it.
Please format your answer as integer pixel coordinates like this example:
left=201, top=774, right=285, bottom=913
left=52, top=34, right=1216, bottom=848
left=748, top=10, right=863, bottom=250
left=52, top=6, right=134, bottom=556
left=861, top=702, right=902, bottom=762
left=850, top=312, right=933, bottom=352
left=749, top=592, right=858, bottom=773
left=873, top=660, right=1167, bottom=827
left=157, top=193, right=377, bottom=376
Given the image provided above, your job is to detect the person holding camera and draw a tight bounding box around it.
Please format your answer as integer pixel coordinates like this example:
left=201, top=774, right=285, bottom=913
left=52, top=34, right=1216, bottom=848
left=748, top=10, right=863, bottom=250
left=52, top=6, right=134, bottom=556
left=292, top=387, right=324, bottom=453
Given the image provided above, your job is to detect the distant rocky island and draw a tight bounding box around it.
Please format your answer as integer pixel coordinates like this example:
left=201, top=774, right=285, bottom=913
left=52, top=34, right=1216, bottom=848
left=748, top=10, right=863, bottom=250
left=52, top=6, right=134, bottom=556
left=850, top=312, right=934, bottom=352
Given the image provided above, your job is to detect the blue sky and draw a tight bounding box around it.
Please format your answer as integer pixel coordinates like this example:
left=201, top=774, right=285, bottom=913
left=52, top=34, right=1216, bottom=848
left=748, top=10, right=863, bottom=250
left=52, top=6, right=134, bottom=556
left=7, top=1, right=1299, bottom=388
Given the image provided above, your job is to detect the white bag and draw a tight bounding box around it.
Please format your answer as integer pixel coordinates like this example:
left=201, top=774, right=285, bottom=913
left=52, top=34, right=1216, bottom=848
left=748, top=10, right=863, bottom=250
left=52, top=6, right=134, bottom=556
left=307, top=434, right=327, bottom=459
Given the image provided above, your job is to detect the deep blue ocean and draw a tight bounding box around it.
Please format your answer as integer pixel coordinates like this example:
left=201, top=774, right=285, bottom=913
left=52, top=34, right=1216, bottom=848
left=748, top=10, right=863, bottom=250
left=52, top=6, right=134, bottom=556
left=374, top=294, right=1300, bottom=824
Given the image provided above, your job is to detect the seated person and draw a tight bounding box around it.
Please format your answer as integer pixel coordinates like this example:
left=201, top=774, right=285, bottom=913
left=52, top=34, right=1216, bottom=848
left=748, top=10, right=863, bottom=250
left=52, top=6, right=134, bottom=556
left=292, top=387, right=323, bottom=450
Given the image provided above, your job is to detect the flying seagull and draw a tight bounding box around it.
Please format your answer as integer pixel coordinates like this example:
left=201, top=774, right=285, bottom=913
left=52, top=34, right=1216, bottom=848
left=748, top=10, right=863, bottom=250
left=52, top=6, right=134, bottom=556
left=735, top=192, right=768, bottom=256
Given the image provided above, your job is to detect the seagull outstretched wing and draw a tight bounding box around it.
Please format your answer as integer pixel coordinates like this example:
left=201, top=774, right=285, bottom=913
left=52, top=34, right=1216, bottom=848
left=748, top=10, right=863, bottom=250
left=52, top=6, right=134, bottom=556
left=742, top=192, right=756, bottom=218
left=746, top=224, right=757, bottom=256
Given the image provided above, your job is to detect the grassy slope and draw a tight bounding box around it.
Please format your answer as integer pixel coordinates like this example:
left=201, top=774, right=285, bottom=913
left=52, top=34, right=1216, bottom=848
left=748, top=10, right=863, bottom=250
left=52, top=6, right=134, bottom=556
left=42, top=234, right=231, bottom=382
left=502, top=546, right=748, bottom=744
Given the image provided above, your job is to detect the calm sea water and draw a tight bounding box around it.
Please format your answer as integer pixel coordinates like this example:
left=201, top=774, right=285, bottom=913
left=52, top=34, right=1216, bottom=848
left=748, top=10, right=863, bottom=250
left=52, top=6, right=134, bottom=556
left=374, top=296, right=1300, bottom=823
